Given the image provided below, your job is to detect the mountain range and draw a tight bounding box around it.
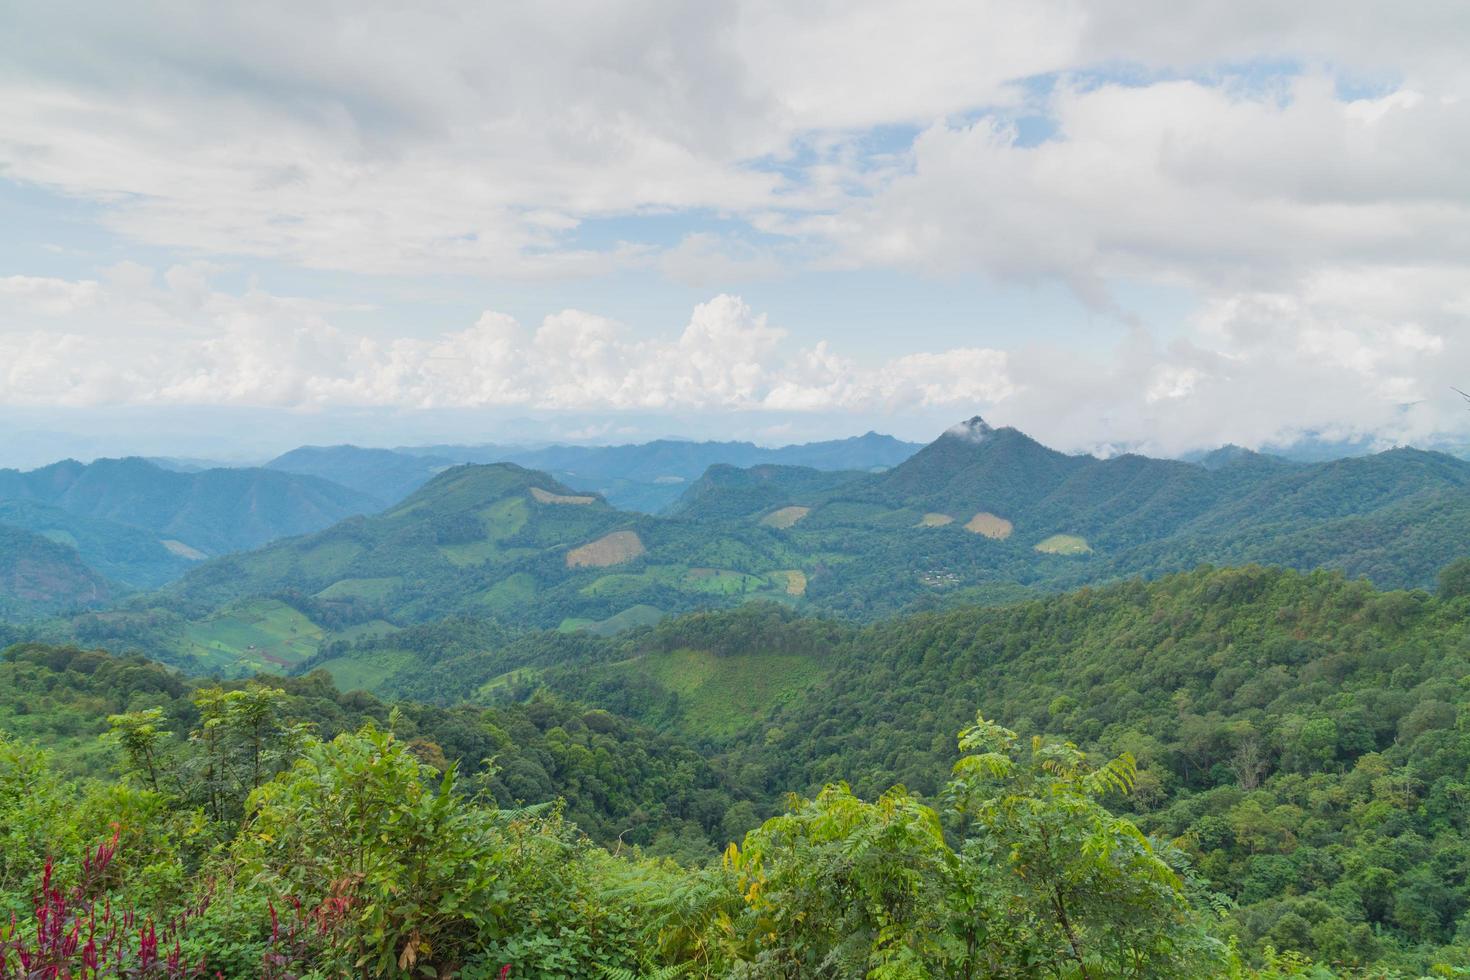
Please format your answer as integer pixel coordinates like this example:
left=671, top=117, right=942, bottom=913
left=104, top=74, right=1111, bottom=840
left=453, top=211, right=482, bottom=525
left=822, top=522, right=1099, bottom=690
left=0, top=457, right=381, bottom=606
left=267, top=431, right=922, bottom=512
left=29, top=415, right=1466, bottom=680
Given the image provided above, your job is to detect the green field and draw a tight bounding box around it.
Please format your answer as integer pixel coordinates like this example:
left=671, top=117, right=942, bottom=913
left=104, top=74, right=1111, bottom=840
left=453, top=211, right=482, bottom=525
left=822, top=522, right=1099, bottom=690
left=559, top=603, right=666, bottom=637
left=628, top=647, right=828, bottom=738
left=315, top=577, right=402, bottom=601
left=1033, top=534, right=1092, bottom=555
left=313, top=647, right=419, bottom=693
left=176, top=598, right=325, bottom=673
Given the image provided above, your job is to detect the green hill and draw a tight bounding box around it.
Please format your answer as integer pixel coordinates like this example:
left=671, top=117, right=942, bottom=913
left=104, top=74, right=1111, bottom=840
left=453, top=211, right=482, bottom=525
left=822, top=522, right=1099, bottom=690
left=0, top=524, right=112, bottom=620
left=45, top=420, right=1470, bottom=674
left=265, top=445, right=456, bottom=506
left=397, top=431, right=922, bottom=512
left=0, top=457, right=380, bottom=556
left=533, top=562, right=1470, bottom=972
left=0, top=499, right=197, bottom=588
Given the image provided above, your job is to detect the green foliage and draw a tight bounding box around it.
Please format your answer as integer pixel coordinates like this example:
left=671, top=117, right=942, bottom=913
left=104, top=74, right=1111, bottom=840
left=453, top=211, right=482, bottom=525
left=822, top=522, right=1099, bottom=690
left=2, top=711, right=1233, bottom=978
left=60, top=433, right=1470, bottom=672
left=945, top=717, right=1223, bottom=977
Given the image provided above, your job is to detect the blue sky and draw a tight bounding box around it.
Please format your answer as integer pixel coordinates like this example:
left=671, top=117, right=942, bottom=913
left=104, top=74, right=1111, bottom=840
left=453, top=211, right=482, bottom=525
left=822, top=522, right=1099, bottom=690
left=1, top=1, right=1467, bottom=465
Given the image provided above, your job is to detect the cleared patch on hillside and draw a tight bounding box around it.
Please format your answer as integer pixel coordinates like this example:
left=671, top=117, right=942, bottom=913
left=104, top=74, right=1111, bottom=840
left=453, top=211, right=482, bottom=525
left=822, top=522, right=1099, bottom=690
left=479, top=496, right=529, bottom=537
left=530, top=486, right=597, bottom=506
left=477, top=572, right=538, bottom=613
left=760, top=505, right=811, bottom=529
left=315, top=577, right=401, bottom=601
left=177, top=598, right=324, bottom=673
left=965, top=512, right=1014, bottom=540
left=917, top=513, right=954, bottom=527
left=1035, top=534, right=1092, bottom=555
left=566, top=530, right=646, bottom=568
left=314, top=648, right=416, bottom=695
left=162, top=539, right=208, bottom=560
left=630, top=647, right=827, bottom=738
left=684, top=567, right=769, bottom=595
left=776, top=569, right=807, bottom=596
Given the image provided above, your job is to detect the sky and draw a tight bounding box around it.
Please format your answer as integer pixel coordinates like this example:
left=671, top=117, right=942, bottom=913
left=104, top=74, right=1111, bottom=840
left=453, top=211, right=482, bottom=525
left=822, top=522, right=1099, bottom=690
left=2, top=1, right=1469, bottom=466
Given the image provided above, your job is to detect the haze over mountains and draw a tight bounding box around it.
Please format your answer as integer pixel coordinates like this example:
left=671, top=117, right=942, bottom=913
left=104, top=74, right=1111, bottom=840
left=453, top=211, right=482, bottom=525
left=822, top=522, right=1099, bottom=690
left=266, top=431, right=921, bottom=512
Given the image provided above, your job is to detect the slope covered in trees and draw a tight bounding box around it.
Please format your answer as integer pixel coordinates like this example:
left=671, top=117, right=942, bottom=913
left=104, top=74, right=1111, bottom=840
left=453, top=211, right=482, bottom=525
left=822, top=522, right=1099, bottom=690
left=0, top=456, right=380, bottom=556
left=535, top=562, right=1470, bottom=973
left=31, top=419, right=1470, bottom=678
left=0, top=525, right=112, bottom=620
left=0, top=657, right=1293, bottom=977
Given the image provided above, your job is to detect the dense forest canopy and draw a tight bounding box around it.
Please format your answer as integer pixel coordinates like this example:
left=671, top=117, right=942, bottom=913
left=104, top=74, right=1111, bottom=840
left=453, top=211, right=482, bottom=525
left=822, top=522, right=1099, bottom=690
left=5, top=560, right=1470, bottom=975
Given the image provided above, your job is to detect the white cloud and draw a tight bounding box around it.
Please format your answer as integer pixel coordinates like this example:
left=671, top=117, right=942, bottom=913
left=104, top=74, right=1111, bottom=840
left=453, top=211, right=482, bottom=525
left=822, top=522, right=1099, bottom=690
left=3, top=3, right=1470, bottom=452
left=1, top=263, right=1467, bottom=454
left=0, top=266, right=1014, bottom=416
left=818, top=74, right=1470, bottom=295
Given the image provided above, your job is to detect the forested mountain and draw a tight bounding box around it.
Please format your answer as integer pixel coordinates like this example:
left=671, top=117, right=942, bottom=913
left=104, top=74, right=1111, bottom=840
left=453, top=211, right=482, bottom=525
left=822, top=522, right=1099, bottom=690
left=265, top=445, right=457, bottom=507
left=666, top=463, right=868, bottom=520
left=0, top=499, right=196, bottom=589
left=320, top=562, right=1470, bottom=973
left=7, top=562, right=1470, bottom=975
left=0, top=456, right=380, bottom=556
left=49, top=419, right=1470, bottom=677
left=256, top=432, right=921, bottom=515
left=0, top=525, right=111, bottom=619
left=398, top=430, right=923, bottom=512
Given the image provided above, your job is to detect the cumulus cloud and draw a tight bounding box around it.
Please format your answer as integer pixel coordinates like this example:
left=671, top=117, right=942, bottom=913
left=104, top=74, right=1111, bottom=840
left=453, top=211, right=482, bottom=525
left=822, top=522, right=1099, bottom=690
left=5, top=265, right=1464, bottom=455
left=2, top=3, right=1469, bottom=451
left=815, top=74, right=1470, bottom=294
left=0, top=268, right=1015, bottom=416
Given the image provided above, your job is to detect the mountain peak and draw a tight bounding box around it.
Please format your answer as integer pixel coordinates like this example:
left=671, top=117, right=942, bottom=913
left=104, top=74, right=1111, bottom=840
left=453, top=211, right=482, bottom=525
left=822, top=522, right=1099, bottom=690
left=942, top=416, right=994, bottom=444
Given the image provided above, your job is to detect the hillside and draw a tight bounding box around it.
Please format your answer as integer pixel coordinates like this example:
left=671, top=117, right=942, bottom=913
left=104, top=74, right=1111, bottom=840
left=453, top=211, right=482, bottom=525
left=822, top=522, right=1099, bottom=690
left=398, top=431, right=922, bottom=512
left=666, top=463, right=868, bottom=521
left=0, top=499, right=197, bottom=588
left=533, top=562, right=1470, bottom=972
left=0, top=524, right=112, bottom=620
left=245, top=562, right=1470, bottom=973
left=265, top=445, right=456, bottom=506
left=0, top=456, right=381, bottom=556
left=69, top=463, right=806, bottom=673
left=54, top=419, right=1470, bottom=676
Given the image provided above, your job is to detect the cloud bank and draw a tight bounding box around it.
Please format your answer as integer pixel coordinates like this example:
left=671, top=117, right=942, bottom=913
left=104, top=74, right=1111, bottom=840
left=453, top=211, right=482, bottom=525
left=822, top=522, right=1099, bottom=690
left=2, top=265, right=1463, bottom=455
left=1, top=2, right=1468, bottom=452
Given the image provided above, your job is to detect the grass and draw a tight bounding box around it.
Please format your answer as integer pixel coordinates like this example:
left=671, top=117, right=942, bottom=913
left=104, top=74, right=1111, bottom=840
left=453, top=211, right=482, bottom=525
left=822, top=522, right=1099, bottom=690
left=566, top=530, right=646, bottom=568
left=965, top=512, right=1014, bottom=540
left=760, top=506, right=811, bottom=529
left=295, top=540, right=364, bottom=578
left=480, top=496, right=530, bottom=538
left=477, top=573, right=539, bottom=613
left=629, top=647, right=827, bottom=738
left=313, top=648, right=417, bottom=694
left=438, top=540, right=505, bottom=567
left=917, top=513, right=954, bottom=527
left=1034, top=534, right=1092, bottom=555
left=559, top=604, right=666, bottom=637
left=586, top=604, right=665, bottom=636
left=315, top=577, right=402, bottom=601
left=682, top=567, right=769, bottom=595
left=475, top=666, right=542, bottom=700
left=176, top=599, right=325, bottom=674
left=325, top=619, right=399, bottom=644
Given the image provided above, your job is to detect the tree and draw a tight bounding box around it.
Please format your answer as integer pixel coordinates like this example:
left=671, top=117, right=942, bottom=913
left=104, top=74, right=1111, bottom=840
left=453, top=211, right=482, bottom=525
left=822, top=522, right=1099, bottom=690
left=944, top=715, right=1227, bottom=978
left=106, top=708, right=170, bottom=793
